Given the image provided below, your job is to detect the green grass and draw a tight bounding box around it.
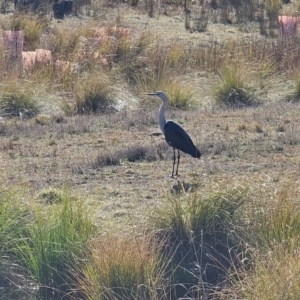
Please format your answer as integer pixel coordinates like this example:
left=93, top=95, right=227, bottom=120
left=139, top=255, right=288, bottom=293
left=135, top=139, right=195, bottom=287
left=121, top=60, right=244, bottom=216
left=0, top=13, right=48, bottom=51
left=214, top=66, right=259, bottom=107
left=149, top=187, right=247, bottom=298
left=73, top=75, right=115, bottom=114
left=12, top=190, right=95, bottom=298
left=0, top=82, right=40, bottom=118
left=0, top=188, right=32, bottom=256
left=248, top=181, right=300, bottom=251
left=286, top=73, right=300, bottom=102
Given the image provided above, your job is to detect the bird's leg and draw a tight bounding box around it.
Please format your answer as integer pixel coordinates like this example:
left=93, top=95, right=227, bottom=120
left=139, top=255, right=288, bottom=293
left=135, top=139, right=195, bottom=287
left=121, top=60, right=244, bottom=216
left=175, top=149, right=180, bottom=176
left=172, top=148, right=176, bottom=178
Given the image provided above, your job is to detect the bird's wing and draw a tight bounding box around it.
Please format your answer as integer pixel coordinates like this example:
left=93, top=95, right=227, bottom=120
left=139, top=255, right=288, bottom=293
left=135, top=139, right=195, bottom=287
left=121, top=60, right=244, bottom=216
left=164, top=121, right=196, bottom=152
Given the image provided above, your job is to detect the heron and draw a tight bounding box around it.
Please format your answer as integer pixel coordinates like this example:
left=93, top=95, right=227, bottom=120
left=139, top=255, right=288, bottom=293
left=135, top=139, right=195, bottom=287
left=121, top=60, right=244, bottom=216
left=147, top=91, right=201, bottom=177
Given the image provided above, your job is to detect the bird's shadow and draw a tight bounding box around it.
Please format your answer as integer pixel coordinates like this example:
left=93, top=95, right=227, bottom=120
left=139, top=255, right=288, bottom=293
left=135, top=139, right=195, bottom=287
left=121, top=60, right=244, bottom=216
left=170, top=180, right=198, bottom=195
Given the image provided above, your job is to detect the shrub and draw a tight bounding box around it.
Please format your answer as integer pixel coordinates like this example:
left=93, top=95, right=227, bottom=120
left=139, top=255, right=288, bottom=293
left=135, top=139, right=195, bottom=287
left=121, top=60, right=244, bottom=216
left=93, top=152, right=121, bottom=168
left=123, top=144, right=157, bottom=162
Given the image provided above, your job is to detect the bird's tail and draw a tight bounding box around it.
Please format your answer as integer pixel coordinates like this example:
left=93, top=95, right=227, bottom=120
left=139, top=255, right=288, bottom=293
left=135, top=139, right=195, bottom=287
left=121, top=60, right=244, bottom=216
left=191, top=147, right=201, bottom=158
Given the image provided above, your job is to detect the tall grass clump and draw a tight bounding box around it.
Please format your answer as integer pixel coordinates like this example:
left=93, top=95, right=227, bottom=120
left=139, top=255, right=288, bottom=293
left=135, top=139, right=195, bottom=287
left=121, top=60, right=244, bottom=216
left=166, top=84, right=195, bottom=108
left=0, top=82, right=39, bottom=118
left=71, top=75, right=115, bottom=114
left=286, top=72, right=300, bottom=102
left=238, top=245, right=300, bottom=300
left=81, top=233, right=166, bottom=300
left=13, top=191, right=95, bottom=298
left=149, top=187, right=247, bottom=298
left=247, top=181, right=300, bottom=251
left=0, top=189, right=31, bottom=256
left=214, top=66, right=259, bottom=107
left=0, top=13, right=48, bottom=51
left=228, top=180, right=300, bottom=299
left=134, top=41, right=191, bottom=101
left=114, top=31, right=152, bottom=84
left=138, top=71, right=194, bottom=109
left=0, top=188, right=36, bottom=297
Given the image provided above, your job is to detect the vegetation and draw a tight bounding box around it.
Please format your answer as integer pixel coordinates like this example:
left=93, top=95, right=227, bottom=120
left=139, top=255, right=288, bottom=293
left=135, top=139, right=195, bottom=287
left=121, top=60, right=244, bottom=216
left=0, top=82, right=39, bottom=118
left=1, top=0, right=300, bottom=299
left=214, top=66, right=259, bottom=107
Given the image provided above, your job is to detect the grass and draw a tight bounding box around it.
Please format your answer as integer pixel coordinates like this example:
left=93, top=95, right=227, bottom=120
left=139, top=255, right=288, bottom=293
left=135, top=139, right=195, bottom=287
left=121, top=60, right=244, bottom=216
left=0, top=13, right=48, bottom=51
left=11, top=190, right=95, bottom=298
left=93, top=143, right=157, bottom=168
left=239, top=245, right=300, bottom=300
left=148, top=188, right=247, bottom=298
left=0, top=82, right=40, bottom=118
left=214, top=66, right=259, bottom=107
left=1, top=1, right=300, bottom=299
left=81, top=233, right=166, bottom=300
left=286, top=72, right=300, bottom=102
left=73, top=75, right=115, bottom=114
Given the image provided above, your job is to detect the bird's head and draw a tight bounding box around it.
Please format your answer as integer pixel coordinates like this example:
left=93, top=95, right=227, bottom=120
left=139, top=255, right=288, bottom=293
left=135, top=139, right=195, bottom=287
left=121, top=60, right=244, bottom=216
left=147, top=91, right=168, bottom=104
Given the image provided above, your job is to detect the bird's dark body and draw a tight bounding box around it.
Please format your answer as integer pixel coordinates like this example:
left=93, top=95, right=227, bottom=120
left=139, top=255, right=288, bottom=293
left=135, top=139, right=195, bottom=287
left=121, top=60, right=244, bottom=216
left=147, top=91, right=201, bottom=177
left=164, top=121, right=201, bottom=158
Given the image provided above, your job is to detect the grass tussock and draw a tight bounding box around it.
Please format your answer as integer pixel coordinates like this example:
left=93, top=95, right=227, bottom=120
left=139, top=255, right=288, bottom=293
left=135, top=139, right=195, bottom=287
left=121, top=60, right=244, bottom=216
left=81, top=233, right=166, bottom=300
left=214, top=66, right=259, bottom=108
left=0, top=82, right=39, bottom=118
left=0, top=13, right=48, bottom=51
left=0, top=189, right=32, bottom=256
left=74, top=75, right=115, bottom=114
left=248, top=181, right=300, bottom=251
left=2, top=2, right=300, bottom=299
left=12, top=190, right=95, bottom=298
left=286, top=72, right=300, bottom=103
left=239, top=245, right=300, bottom=300
left=149, top=187, right=247, bottom=298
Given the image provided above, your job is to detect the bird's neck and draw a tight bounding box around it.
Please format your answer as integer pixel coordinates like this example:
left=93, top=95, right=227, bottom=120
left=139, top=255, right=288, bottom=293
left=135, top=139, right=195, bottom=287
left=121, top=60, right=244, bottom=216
left=159, top=100, right=167, bottom=133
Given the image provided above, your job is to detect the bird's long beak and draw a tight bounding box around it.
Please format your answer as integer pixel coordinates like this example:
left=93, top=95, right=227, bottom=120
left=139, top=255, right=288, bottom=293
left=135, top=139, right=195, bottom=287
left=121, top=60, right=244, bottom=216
left=147, top=93, right=156, bottom=96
